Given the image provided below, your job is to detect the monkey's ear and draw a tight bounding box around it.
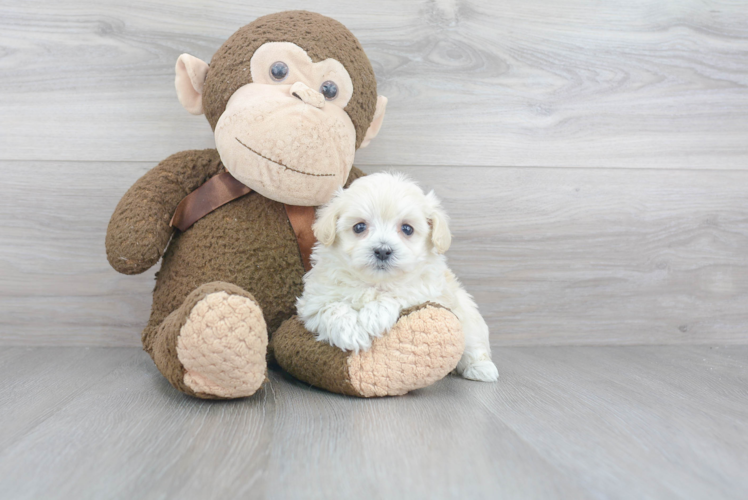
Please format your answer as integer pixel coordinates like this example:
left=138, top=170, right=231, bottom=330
left=175, top=54, right=209, bottom=115
left=312, top=189, right=344, bottom=246
left=359, top=95, right=388, bottom=148
left=426, top=190, right=452, bottom=254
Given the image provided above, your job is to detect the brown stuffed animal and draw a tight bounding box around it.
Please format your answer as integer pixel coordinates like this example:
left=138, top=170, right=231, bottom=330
left=105, top=11, right=464, bottom=399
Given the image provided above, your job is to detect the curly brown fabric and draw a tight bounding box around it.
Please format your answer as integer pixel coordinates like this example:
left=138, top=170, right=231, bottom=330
left=105, top=150, right=224, bottom=275
left=272, top=316, right=360, bottom=396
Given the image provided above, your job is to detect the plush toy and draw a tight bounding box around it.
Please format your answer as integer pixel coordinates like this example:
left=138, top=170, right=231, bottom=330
left=106, top=11, right=464, bottom=399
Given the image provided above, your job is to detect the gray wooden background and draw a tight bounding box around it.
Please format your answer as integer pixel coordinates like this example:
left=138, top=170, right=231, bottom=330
left=1, top=0, right=747, bottom=347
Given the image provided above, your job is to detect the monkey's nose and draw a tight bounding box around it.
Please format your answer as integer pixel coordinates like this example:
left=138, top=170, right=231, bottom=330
left=373, top=246, right=393, bottom=262
left=290, top=81, right=325, bottom=109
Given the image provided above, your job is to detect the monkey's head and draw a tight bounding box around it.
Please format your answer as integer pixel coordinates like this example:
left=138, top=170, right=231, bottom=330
left=174, top=11, right=387, bottom=206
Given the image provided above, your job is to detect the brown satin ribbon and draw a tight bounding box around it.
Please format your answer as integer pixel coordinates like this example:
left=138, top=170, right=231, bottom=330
left=284, top=205, right=316, bottom=272
left=170, top=171, right=252, bottom=231
left=170, top=170, right=316, bottom=272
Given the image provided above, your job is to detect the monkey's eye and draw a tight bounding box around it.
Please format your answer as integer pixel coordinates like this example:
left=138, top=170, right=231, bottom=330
left=320, top=80, right=338, bottom=100
left=270, top=61, right=289, bottom=81
left=353, top=222, right=367, bottom=234
left=401, top=224, right=414, bottom=236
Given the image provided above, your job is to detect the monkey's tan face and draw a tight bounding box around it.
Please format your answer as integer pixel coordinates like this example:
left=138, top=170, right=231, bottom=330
left=214, top=42, right=357, bottom=206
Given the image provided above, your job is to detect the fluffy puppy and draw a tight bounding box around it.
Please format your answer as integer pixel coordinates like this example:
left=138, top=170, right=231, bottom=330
left=296, top=172, right=498, bottom=382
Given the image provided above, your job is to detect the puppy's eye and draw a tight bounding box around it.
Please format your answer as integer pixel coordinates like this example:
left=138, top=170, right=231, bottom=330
left=402, top=224, right=414, bottom=236
left=270, top=61, right=289, bottom=81
left=353, top=222, right=367, bottom=234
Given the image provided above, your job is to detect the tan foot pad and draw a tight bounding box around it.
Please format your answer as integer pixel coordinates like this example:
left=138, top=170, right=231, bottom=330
left=177, top=291, right=268, bottom=398
left=348, top=305, right=464, bottom=397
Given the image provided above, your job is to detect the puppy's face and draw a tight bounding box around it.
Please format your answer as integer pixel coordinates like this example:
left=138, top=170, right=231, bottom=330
left=313, top=172, right=451, bottom=282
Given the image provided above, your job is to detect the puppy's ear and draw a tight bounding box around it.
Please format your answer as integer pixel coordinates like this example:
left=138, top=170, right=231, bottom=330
left=426, top=190, right=452, bottom=254
left=313, top=190, right=344, bottom=246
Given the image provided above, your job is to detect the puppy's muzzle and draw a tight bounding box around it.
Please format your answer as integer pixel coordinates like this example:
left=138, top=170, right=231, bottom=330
left=373, top=246, right=393, bottom=262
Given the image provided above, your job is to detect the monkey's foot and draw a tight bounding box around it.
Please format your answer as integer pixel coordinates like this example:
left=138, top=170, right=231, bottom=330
left=150, top=282, right=267, bottom=399
left=273, top=303, right=464, bottom=397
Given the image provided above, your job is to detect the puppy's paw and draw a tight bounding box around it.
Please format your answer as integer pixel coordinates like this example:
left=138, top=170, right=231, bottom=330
left=314, top=303, right=373, bottom=353
left=357, top=300, right=400, bottom=338
left=460, top=360, right=499, bottom=382
left=327, top=324, right=372, bottom=353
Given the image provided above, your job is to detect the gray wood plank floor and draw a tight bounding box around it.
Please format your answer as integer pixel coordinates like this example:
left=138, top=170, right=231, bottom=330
left=1, top=346, right=746, bottom=500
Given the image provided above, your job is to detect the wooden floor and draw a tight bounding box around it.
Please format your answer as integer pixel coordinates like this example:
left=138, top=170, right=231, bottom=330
left=1, top=345, right=746, bottom=499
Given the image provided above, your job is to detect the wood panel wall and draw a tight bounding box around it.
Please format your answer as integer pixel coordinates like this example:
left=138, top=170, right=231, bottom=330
left=1, top=0, right=747, bottom=346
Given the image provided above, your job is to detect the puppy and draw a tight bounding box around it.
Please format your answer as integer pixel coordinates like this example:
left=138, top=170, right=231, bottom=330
left=296, top=172, right=499, bottom=382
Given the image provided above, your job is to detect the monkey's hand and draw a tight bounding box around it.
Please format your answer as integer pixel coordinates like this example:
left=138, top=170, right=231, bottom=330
left=105, top=149, right=223, bottom=274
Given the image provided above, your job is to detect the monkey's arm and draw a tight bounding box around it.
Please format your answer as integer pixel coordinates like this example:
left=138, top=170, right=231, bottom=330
left=105, top=149, right=223, bottom=275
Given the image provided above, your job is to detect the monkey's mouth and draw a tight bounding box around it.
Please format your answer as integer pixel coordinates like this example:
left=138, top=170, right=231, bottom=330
left=235, top=138, right=335, bottom=178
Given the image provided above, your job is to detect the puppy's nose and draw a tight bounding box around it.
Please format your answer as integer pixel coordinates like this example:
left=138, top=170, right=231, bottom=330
left=374, top=246, right=393, bottom=262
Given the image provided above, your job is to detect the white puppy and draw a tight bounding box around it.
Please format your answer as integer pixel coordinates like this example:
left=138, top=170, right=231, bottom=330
left=296, top=172, right=498, bottom=382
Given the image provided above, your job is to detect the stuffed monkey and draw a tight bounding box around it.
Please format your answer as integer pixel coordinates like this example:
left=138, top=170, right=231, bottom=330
left=106, top=11, right=464, bottom=399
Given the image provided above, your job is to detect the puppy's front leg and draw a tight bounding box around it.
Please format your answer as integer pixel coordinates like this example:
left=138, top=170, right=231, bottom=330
left=357, top=298, right=400, bottom=339
left=312, top=302, right=373, bottom=353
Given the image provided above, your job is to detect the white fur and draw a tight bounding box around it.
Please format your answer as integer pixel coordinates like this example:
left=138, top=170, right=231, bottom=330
left=296, top=172, right=498, bottom=382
